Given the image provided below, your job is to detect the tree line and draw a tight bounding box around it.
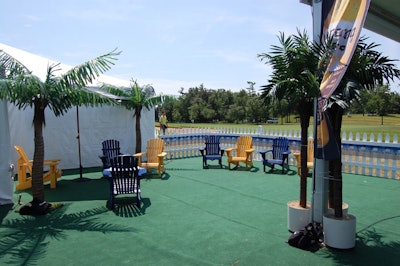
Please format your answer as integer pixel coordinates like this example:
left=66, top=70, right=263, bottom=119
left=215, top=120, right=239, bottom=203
left=157, top=82, right=400, bottom=124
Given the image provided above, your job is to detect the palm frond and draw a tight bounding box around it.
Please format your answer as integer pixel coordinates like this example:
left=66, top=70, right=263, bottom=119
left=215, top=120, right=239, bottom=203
left=60, top=49, right=121, bottom=89
left=0, top=50, right=30, bottom=78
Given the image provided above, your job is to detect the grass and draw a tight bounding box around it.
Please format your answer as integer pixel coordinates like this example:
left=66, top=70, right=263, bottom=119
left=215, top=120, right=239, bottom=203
left=158, top=114, right=400, bottom=141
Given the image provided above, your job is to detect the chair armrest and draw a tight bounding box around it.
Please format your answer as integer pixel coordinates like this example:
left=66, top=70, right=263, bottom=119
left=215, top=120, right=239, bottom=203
left=259, top=149, right=272, bottom=160
left=133, top=152, right=146, bottom=166
left=199, top=147, right=205, bottom=156
left=283, top=151, right=291, bottom=155
left=133, top=152, right=146, bottom=158
left=245, top=148, right=255, bottom=153
left=224, top=147, right=236, bottom=157
left=158, top=152, right=167, bottom=158
left=43, top=159, right=61, bottom=166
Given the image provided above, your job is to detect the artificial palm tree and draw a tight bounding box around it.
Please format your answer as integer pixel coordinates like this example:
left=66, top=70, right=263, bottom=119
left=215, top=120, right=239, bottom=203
left=325, top=37, right=400, bottom=217
left=258, top=30, right=321, bottom=208
left=0, top=49, right=120, bottom=213
left=102, top=80, right=169, bottom=153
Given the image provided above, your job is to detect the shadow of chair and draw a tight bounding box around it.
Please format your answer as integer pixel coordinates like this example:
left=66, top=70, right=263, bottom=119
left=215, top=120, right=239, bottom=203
left=199, top=135, right=224, bottom=168
left=134, top=138, right=167, bottom=177
left=293, top=137, right=314, bottom=176
left=107, top=155, right=140, bottom=210
left=14, top=145, right=62, bottom=190
left=260, top=137, right=291, bottom=174
left=99, top=139, right=123, bottom=169
left=225, top=136, right=255, bottom=170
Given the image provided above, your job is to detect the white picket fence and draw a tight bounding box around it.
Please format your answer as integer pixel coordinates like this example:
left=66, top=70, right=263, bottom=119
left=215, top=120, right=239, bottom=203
left=157, top=126, right=400, bottom=180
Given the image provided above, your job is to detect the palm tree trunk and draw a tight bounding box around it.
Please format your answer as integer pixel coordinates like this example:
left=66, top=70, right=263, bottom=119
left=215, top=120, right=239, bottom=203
left=327, top=103, right=344, bottom=218
left=135, top=107, right=142, bottom=154
left=298, top=100, right=313, bottom=208
left=32, top=102, right=46, bottom=202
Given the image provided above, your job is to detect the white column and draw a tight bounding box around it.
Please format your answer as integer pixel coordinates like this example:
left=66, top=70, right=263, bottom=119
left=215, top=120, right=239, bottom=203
left=311, top=158, right=329, bottom=223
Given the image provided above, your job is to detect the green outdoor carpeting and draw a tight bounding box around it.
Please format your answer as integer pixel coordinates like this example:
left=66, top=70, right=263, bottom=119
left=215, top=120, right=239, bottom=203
left=1, top=157, right=399, bottom=266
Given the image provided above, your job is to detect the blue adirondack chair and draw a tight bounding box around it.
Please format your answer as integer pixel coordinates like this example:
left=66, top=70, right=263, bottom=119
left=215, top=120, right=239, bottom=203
left=199, top=135, right=224, bottom=168
left=260, top=137, right=291, bottom=174
left=107, top=155, right=140, bottom=209
left=99, top=139, right=123, bottom=169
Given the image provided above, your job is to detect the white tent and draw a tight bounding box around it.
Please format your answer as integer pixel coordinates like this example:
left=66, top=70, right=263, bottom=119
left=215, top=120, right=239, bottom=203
left=0, top=99, right=13, bottom=205
left=0, top=43, right=155, bottom=204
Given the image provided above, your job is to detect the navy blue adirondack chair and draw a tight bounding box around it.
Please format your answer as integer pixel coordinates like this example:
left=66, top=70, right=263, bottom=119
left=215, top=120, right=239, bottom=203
left=99, top=139, right=123, bottom=169
left=260, top=137, right=291, bottom=174
left=107, top=155, right=140, bottom=209
left=199, top=135, right=224, bottom=168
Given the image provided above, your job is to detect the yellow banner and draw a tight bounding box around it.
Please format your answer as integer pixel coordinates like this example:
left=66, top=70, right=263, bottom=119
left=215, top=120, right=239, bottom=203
left=316, top=0, right=370, bottom=159
left=320, top=0, right=370, bottom=98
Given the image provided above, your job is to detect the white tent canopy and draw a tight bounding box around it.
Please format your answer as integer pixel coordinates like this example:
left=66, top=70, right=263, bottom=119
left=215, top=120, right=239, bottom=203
left=0, top=43, right=155, bottom=204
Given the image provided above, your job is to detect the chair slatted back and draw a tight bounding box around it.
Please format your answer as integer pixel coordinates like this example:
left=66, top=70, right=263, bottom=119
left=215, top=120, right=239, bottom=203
left=102, top=139, right=121, bottom=165
left=146, top=138, right=165, bottom=163
left=236, top=136, right=252, bottom=157
left=110, top=155, right=138, bottom=195
left=307, top=138, right=314, bottom=163
left=15, top=145, right=33, bottom=173
left=272, top=137, right=289, bottom=160
left=205, top=135, right=221, bottom=156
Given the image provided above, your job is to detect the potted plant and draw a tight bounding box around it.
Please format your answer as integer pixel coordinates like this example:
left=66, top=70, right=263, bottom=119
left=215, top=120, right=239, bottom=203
left=322, top=37, right=400, bottom=249
left=258, top=30, right=321, bottom=232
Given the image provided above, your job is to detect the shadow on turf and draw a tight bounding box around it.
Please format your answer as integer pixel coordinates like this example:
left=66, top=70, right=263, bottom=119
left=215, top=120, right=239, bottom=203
left=262, top=167, right=297, bottom=176
left=0, top=204, right=136, bottom=265
left=321, top=227, right=400, bottom=266
left=111, top=197, right=152, bottom=217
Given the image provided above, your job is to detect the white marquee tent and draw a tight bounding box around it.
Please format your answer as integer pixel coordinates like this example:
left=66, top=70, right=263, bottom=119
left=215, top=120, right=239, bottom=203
left=0, top=43, right=155, bottom=204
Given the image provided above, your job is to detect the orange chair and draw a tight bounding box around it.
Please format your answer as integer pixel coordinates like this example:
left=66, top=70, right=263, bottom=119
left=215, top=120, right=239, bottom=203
left=14, top=145, right=62, bottom=190
left=134, top=138, right=167, bottom=177
left=225, top=136, right=255, bottom=170
left=293, top=138, right=314, bottom=176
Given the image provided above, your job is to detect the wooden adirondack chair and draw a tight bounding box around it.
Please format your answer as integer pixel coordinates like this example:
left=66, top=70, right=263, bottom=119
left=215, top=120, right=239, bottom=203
left=225, top=136, right=254, bottom=170
left=260, top=137, right=291, bottom=174
left=14, top=145, right=62, bottom=190
left=199, top=135, right=224, bottom=168
left=107, top=155, right=141, bottom=209
left=293, top=137, right=314, bottom=176
left=134, top=138, right=167, bottom=177
left=99, top=139, right=123, bottom=169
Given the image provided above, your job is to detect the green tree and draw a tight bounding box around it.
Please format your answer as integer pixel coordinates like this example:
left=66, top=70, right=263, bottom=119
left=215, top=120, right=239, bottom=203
left=388, top=91, right=400, bottom=114
left=364, top=85, right=391, bottom=124
left=102, top=80, right=169, bottom=153
left=0, top=49, right=120, bottom=211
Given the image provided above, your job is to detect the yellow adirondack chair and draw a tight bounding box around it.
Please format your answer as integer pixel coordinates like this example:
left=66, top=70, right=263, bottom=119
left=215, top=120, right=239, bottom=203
left=14, top=145, right=62, bottom=190
left=134, top=138, right=167, bottom=177
left=293, top=138, right=314, bottom=176
left=225, top=136, right=255, bottom=170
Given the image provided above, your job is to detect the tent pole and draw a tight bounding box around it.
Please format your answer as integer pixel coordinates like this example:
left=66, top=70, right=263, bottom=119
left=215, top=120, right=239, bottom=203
left=74, top=106, right=90, bottom=182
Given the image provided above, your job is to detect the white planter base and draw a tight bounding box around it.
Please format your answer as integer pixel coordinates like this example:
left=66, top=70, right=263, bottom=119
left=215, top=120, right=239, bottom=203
left=287, top=200, right=311, bottom=232
left=323, top=213, right=356, bottom=249
left=326, top=203, right=349, bottom=216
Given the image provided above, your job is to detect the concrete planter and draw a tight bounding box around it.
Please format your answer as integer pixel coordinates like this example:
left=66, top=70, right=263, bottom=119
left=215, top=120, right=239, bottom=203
left=326, top=203, right=349, bottom=216
left=287, top=200, right=311, bottom=232
left=323, top=213, right=356, bottom=249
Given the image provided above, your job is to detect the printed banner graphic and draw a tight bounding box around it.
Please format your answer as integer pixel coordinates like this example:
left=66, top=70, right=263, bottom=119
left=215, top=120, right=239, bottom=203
left=315, top=0, right=370, bottom=159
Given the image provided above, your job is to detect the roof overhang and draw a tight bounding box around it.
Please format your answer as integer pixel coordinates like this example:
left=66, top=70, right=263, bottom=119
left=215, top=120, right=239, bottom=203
left=300, top=0, right=400, bottom=43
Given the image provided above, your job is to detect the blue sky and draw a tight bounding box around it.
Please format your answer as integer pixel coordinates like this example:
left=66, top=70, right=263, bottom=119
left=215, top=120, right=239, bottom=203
left=1, top=0, right=399, bottom=95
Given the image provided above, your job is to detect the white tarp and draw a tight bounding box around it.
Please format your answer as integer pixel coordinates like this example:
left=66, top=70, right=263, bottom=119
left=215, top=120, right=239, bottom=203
left=0, top=100, right=13, bottom=205
left=1, top=43, right=155, bottom=204
left=8, top=103, right=154, bottom=170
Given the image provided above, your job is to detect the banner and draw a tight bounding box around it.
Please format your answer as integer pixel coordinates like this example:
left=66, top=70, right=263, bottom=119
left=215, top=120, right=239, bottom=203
left=315, top=0, right=370, bottom=159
